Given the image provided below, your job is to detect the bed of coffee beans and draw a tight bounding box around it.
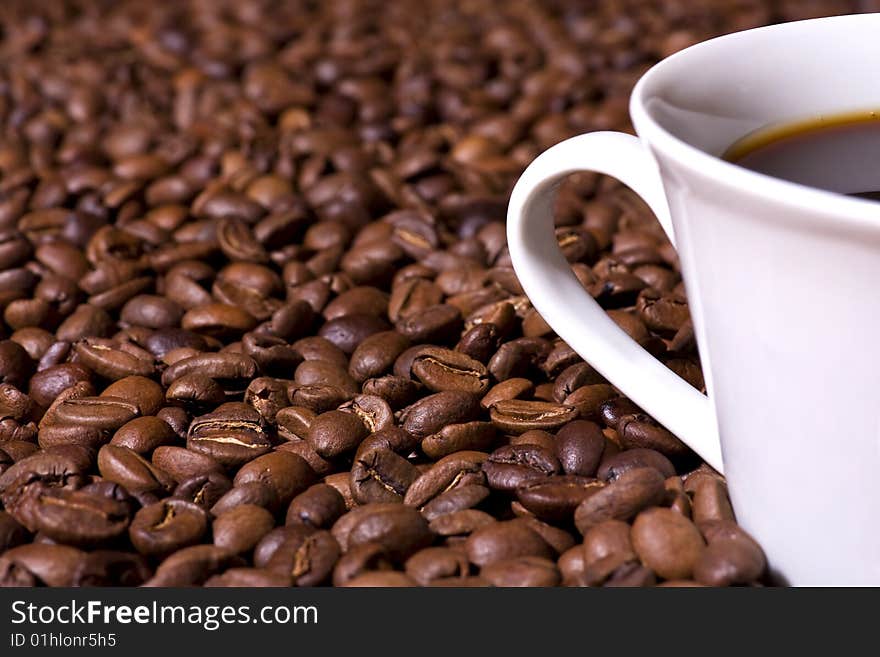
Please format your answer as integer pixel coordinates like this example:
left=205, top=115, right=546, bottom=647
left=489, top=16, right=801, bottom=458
left=0, top=0, right=867, bottom=587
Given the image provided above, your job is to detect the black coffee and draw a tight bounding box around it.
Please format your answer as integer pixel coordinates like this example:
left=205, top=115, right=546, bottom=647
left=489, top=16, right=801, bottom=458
left=724, top=112, right=880, bottom=198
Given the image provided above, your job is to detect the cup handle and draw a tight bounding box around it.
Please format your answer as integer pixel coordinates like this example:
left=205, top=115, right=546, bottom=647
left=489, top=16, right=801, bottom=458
left=507, top=131, right=723, bottom=473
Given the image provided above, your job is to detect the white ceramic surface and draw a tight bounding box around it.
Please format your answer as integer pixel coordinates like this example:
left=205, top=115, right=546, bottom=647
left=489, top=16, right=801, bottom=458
left=507, top=15, right=880, bottom=586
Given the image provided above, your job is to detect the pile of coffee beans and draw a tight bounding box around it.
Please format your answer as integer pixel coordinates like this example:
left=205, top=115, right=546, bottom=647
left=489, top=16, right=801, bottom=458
left=0, top=0, right=865, bottom=587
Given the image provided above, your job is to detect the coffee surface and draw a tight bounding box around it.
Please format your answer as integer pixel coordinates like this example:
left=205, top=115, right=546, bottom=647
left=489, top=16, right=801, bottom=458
left=726, top=113, right=880, bottom=198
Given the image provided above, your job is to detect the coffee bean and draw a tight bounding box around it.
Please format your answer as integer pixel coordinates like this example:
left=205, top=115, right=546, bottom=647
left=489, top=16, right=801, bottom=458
left=286, top=484, right=347, bottom=529
left=213, top=504, right=275, bottom=555
left=111, top=416, right=177, bottom=454
left=187, top=403, right=272, bottom=467
left=97, top=445, right=176, bottom=494
left=555, top=420, right=606, bottom=477
left=265, top=529, right=340, bottom=586
left=349, top=331, right=410, bottom=383
left=404, top=451, right=488, bottom=508
left=343, top=503, right=432, bottom=561
left=483, top=444, right=560, bottom=492
left=489, top=400, right=578, bottom=434
left=617, top=414, right=690, bottom=457
left=234, top=451, right=316, bottom=508
left=307, top=410, right=370, bottom=459
left=408, top=347, right=489, bottom=394
left=350, top=447, right=419, bottom=504
left=465, top=519, right=554, bottom=567
left=400, top=390, right=481, bottom=438
left=7, top=485, right=130, bottom=547
left=597, top=448, right=677, bottom=482
left=574, top=467, right=667, bottom=535
left=327, top=533, right=389, bottom=584
left=173, top=472, right=233, bottom=510
left=210, top=482, right=278, bottom=517
left=405, top=547, right=469, bottom=585
left=101, top=376, right=166, bottom=416
left=631, top=507, right=705, bottom=580
left=152, top=446, right=224, bottom=482
left=129, top=499, right=208, bottom=558
left=516, top=476, right=605, bottom=524
left=429, top=509, right=496, bottom=537
left=0, top=544, right=85, bottom=587
left=582, top=520, right=637, bottom=565
left=482, top=556, right=561, bottom=587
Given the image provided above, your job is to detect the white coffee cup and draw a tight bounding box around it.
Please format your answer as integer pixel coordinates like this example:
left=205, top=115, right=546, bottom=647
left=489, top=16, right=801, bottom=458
left=507, top=15, right=880, bottom=586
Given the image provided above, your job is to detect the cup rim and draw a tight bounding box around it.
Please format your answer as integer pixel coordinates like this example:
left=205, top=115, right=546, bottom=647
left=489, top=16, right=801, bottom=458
left=630, top=13, right=880, bottom=229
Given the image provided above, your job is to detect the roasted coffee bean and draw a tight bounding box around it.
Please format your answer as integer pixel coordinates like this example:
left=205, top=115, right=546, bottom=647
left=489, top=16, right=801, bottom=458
left=421, top=422, right=497, bottom=459
left=349, top=331, right=410, bottom=383
left=52, top=395, right=140, bottom=431
left=27, top=363, right=93, bottom=409
left=598, top=397, right=643, bottom=428
left=362, top=375, right=421, bottom=410
left=74, top=338, right=156, bottom=380
left=166, top=373, right=227, bottom=410
left=265, top=529, right=340, bottom=586
left=489, top=400, right=578, bottom=434
left=234, top=451, right=317, bottom=509
left=307, top=410, right=370, bottom=459
left=338, top=394, right=394, bottom=433
left=405, top=547, right=470, bottom=585
left=482, top=556, right=561, bottom=587
left=420, top=485, right=490, bottom=522
left=173, top=473, right=233, bottom=510
left=152, top=446, right=224, bottom=482
left=342, top=503, right=432, bottom=562
left=7, top=486, right=130, bottom=547
left=617, top=414, right=690, bottom=456
left=129, top=499, right=208, bottom=559
left=465, top=519, right=554, bottom=567
left=480, top=378, right=534, bottom=409
left=631, top=507, right=704, bottom=580
left=187, top=403, right=272, bottom=467
left=111, top=416, right=177, bottom=454
left=563, top=384, right=618, bottom=421
left=483, top=444, right=560, bottom=492
left=404, top=451, right=488, bottom=508
left=0, top=544, right=85, bottom=587
left=583, top=520, right=637, bottom=566
left=690, top=476, right=736, bottom=525
left=162, top=353, right=258, bottom=395
left=597, top=448, right=677, bottom=482
left=400, top=390, right=481, bottom=438
left=555, top=420, right=607, bottom=477
left=350, top=447, right=419, bottom=504
left=101, top=376, right=166, bottom=417
left=516, top=476, right=606, bottom=524
left=213, top=505, right=276, bottom=555
left=210, top=482, right=278, bottom=517
left=574, top=468, right=667, bottom=535
left=286, top=484, right=347, bottom=529
left=429, top=509, right=496, bottom=537
left=97, top=445, right=176, bottom=495
left=408, top=346, right=489, bottom=395
left=332, top=542, right=395, bottom=587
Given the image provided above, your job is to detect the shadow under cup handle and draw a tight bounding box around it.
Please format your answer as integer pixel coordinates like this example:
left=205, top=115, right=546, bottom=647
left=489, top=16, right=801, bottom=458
left=506, top=131, right=724, bottom=473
